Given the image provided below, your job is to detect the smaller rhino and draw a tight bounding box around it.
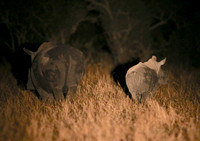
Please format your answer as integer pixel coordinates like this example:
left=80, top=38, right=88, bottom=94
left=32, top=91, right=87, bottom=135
left=125, top=56, right=167, bottom=103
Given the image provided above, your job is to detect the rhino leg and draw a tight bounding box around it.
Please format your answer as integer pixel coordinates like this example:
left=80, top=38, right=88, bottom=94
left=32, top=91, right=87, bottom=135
left=69, top=86, right=77, bottom=94
left=142, top=92, right=152, bottom=102
left=130, top=91, right=138, bottom=102
left=137, top=92, right=152, bottom=103
left=131, top=91, right=143, bottom=103
left=26, top=70, right=35, bottom=90
left=52, top=87, right=64, bottom=101
left=37, top=87, right=54, bottom=102
left=66, top=86, right=77, bottom=102
left=65, top=56, right=78, bottom=99
left=63, top=85, right=77, bottom=101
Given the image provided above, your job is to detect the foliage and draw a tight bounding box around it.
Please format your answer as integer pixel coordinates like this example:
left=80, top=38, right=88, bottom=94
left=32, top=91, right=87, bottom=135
left=0, top=0, right=87, bottom=52
left=0, top=0, right=200, bottom=66
left=86, top=0, right=182, bottom=64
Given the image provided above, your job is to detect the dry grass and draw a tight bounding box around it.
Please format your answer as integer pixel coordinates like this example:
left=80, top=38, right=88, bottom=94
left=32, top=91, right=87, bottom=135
left=0, top=61, right=200, bottom=141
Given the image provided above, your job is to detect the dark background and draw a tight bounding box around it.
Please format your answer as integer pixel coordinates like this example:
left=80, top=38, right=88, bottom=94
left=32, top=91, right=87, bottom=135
left=0, top=0, right=200, bottom=67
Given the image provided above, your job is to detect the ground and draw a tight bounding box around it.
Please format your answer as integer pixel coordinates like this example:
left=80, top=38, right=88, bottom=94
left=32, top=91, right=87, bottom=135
left=0, top=58, right=200, bottom=141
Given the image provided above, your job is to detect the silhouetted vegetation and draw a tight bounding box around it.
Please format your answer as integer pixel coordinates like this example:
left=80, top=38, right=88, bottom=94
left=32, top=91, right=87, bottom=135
left=0, top=0, right=200, bottom=66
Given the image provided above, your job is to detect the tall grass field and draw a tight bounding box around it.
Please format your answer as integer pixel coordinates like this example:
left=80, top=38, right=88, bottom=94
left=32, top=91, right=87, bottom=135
left=0, top=59, right=200, bottom=141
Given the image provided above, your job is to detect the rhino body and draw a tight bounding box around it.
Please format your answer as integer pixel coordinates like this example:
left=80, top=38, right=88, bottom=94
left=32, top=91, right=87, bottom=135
left=24, top=42, right=85, bottom=101
left=125, top=56, right=167, bottom=103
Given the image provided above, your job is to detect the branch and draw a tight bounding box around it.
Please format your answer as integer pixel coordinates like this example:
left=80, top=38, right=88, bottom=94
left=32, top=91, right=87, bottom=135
left=149, top=12, right=174, bottom=31
left=148, top=20, right=167, bottom=31
left=71, top=17, right=92, bottom=34
left=88, top=0, right=113, bottom=20
left=122, top=24, right=132, bottom=44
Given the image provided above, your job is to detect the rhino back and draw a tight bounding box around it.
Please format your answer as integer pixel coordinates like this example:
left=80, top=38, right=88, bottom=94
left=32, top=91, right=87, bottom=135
left=46, top=44, right=84, bottom=78
left=31, top=59, right=52, bottom=93
left=46, top=44, right=83, bottom=60
left=30, top=43, right=84, bottom=94
left=126, top=66, right=158, bottom=93
left=31, top=54, right=66, bottom=93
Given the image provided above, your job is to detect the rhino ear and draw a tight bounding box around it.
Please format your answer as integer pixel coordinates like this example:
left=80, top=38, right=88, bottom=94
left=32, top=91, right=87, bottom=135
left=23, top=48, right=33, bottom=56
left=159, top=58, right=166, bottom=66
left=23, top=48, right=36, bottom=61
left=152, top=56, right=157, bottom=61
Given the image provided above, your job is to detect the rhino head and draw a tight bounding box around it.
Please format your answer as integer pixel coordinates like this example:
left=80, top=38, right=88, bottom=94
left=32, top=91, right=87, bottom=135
left=144, top=56, right=168, bottom=85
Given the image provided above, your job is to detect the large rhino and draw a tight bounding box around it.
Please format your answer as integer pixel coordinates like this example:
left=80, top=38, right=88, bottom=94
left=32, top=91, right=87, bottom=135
left=24, top=42, right=85, bottom=102
left=125, top=56, right=167, bottom=103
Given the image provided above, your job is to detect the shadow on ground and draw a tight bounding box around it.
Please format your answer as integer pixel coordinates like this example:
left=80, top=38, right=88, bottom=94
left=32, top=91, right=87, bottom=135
left=111, top=58, right=140, bottom=99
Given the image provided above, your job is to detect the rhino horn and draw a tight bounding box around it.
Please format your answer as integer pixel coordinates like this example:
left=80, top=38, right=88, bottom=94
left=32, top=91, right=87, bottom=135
left=159, top=58, right=166, bottom=66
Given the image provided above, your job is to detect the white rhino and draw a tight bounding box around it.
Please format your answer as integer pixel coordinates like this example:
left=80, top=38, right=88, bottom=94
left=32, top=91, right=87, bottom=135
left=24, top=42, right=85, bottom=102
left=125, top=56, right=167, bottom=103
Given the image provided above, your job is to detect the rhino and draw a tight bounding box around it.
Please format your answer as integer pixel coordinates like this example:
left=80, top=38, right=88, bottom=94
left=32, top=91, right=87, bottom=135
left=24, top=42, right=85, bottom=102
left=125, top=56, right=167, bottom=103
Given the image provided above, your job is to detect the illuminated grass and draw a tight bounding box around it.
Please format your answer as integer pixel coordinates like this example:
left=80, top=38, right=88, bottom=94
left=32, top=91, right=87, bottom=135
left=0, top=62, right=200, bottom=141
